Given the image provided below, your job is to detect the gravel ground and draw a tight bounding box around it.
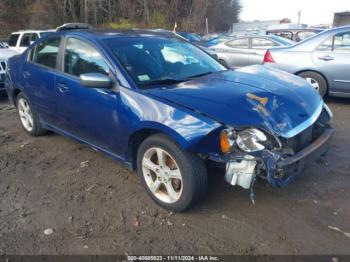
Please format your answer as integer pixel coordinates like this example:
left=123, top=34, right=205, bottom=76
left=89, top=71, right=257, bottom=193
left=0, top=93, right=349, bottom=255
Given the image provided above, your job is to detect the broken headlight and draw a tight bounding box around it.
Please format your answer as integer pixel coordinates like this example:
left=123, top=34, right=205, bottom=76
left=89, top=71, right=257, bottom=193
left=220, top=128, right=268, bottom=153
left=236, top=128, right=267, bottom=152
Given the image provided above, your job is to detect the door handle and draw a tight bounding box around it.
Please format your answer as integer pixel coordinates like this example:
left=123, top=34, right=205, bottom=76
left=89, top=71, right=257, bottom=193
left=22, top=71, right=31, bottom=78
left=319, top=55, right=334, bottom=61
left=57, top=82, right=69, bottom=93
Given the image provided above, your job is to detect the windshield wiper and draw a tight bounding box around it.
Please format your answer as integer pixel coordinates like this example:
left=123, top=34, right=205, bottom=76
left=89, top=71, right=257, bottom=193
left=140, top=78, right=185, bottom=87
left=188, top=71, right=215, bottom=79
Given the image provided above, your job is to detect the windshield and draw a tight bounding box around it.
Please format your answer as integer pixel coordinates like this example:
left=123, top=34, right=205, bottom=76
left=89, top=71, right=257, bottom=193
left=105, top=36, right=226, bottom=88
left=179, top=33, right=201, bottom=42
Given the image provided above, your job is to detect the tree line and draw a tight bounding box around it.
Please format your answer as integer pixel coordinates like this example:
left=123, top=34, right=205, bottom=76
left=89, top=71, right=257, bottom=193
left=0, top=0, right=241, bottom=38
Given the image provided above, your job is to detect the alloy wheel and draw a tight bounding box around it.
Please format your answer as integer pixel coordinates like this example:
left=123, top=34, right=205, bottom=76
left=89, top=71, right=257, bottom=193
left=18, top=98, right=34, bottom=132
left=142, top=147, right=183, bottom=204
left=305, top=77, right=320, bottom=91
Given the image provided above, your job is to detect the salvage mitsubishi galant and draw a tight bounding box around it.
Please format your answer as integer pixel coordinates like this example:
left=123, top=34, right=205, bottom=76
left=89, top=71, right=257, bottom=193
left=5, top=26, right=334, bottom=211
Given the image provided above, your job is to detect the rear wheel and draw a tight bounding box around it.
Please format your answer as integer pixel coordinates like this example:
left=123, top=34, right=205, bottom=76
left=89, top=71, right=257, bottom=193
left=298, top=71, right=327, bottom=97
left=137, top=134, right=207, bottom=212
left=16, top=93, right=47, bottom=136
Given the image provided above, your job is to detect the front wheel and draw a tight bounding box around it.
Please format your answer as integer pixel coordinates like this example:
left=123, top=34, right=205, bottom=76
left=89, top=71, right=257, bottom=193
left=137, top=134, right=208, bottom=212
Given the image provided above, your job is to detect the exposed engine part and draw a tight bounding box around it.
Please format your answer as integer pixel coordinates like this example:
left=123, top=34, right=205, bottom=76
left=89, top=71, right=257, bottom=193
left=225, top=155, right=257, bottom=189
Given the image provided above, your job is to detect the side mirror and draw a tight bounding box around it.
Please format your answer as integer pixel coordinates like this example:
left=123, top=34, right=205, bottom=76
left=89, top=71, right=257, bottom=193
left=80, top=73, right=112, bottom=89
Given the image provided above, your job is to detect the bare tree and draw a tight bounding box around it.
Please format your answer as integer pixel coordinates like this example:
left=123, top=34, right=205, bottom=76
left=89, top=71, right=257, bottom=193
left=0, top=0, right=241, bottom=38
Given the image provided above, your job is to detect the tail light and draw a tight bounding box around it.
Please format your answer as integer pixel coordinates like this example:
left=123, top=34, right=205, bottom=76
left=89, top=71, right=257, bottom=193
left=263, top=50, right=275, bottom=63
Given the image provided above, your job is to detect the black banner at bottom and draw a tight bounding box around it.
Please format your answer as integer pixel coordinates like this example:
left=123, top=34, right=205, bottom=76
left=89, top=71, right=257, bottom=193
left=0, top=255, right=349, bottom=262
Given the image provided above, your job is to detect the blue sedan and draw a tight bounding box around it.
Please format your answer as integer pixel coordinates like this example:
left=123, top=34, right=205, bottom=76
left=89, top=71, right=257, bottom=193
left=5, top=27, right=334, bottom=211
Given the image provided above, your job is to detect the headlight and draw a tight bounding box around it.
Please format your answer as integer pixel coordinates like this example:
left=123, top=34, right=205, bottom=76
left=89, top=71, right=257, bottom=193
left=220, top=128, right=267, bottom=153
left=220, top=129, right=234, bottom=153
left=236, top=129, right=267, bottom=152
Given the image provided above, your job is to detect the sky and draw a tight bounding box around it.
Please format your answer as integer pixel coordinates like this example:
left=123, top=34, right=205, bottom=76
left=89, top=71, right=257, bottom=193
left=240, top=0, right=350, bottom=26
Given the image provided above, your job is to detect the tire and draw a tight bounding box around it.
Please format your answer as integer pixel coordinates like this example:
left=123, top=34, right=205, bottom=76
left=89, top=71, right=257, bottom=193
left=298, top=71, right=328, bottom=97
left=16, top=92, right=47, bottom=136
left=137, top=134, right=208, bottom=212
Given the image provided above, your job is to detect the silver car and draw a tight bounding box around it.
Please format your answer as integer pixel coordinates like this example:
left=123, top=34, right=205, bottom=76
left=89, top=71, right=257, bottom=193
left=210, top=35, right=294, bottom=68
left=264, top=26, right=350, bottom=97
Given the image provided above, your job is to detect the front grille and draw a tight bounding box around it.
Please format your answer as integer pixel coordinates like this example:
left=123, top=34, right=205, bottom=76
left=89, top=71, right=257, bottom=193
left=282, top=108, right=330, bottom=153
left=0, top=61, right=6, bottom=71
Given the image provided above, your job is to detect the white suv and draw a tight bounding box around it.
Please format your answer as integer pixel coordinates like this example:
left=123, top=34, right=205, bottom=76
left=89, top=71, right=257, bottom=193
left=8, top=30, right=53, bottom=53
left=0, top=48, right=18, bottom=92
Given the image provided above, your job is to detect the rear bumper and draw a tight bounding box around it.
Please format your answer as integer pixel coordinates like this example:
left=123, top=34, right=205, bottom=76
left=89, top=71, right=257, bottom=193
left=268, top=127, right=334, bottom=187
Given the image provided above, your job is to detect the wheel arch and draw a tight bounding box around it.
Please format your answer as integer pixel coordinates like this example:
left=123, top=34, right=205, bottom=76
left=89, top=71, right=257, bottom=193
left=295, top=69, right=330, bottom=94
left=12, top=88, right=22, bottom=105
left=127, top=119, right=222, bottom=170
left=127, top=124, right=189, bottom=170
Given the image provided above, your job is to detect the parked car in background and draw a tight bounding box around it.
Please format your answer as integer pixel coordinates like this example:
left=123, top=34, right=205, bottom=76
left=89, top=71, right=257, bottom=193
left=177, top=32, right=202, bottom=42
left=211, top=35, right=295, bottom=68
left=0, top=41, right=9, bottom=48
left=0, top=48, right=18, bottom=92
left=266, top=28, right=323, bottom=42
left=201, top=33, right=220, bottom=41
left=204, top=34, right=235, bottom=46
left=264, top=26, right=350, bottom=97
left=6, top=27, right=334, bottom=211
left=8, top=30, right=53, bottom=53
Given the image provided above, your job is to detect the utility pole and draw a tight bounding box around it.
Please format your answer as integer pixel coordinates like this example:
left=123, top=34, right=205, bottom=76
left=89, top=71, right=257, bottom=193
left=205, top=17, right=209, bottom=34
left=297, top=10, right=301, bottom=27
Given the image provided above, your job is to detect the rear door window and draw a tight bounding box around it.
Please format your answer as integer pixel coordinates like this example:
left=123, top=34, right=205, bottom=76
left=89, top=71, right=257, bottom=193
left=64, top=38, right=109, bottom=77
left=225, top=38, right=249, bottom=49
left=8, top=34, right=20, bottom=47
left=31, top=37, right=61, bottom=69
left=316, top=37, right=333, bottom=52
left=251, top=38, right=278, bottom=49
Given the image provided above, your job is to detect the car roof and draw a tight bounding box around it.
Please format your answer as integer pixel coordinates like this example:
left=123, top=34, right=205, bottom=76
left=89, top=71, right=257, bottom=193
left=11, top=30, right=53, bottom=34
left=53, top=29, right=178, bottom=40
left=267, top=28, right=323, bottom=32
left=271, top=25, right=350, bottom=51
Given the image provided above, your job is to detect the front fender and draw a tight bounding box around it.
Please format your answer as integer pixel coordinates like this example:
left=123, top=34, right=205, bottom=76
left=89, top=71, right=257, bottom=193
left=120, top=87, right=222, bottom=153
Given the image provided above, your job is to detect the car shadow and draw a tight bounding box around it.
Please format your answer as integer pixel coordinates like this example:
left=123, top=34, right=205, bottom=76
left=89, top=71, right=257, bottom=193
left=325, top=96, right=349, bottom=105
left=0, top=92, right=9, bottom=103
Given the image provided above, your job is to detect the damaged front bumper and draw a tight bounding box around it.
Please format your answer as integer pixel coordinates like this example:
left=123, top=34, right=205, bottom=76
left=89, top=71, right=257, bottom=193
left=225, top=127, right=334, bottom=189
left=263, top=127, right=334, bottom=187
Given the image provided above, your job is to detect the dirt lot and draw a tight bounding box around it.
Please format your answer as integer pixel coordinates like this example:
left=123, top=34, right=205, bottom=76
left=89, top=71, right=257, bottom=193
left=0, top=93, right=349, bottom=255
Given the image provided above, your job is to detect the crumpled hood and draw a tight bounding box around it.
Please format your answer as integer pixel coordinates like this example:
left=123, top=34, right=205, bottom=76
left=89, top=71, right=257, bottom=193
left=145, top=65, right=323, bottom=137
